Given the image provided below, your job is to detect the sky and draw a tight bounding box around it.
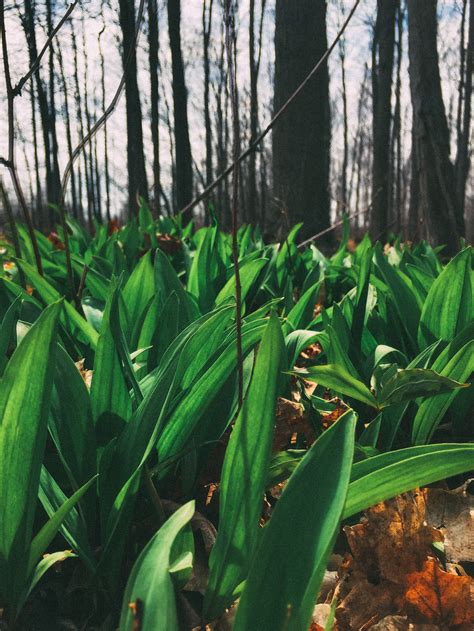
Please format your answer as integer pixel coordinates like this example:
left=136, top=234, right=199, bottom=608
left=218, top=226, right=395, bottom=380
left=0, top=0, right=469, bottom=222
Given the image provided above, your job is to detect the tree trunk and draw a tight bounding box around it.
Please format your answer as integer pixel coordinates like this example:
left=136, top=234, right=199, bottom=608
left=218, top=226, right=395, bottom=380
left=118, top=0, right=149, bottom=216
left=272, top=0, right=331, bottom=240
left=407, top=0, right=460, bottom=252
left=147, top=0, right=162, bottom=216
left=203, top=0, right=213, bottom=192
left=455, top=0, right=472, bottom=230
left=370, top=0, right=397, bottom=241
left=167, top=0, right=193, bottom=219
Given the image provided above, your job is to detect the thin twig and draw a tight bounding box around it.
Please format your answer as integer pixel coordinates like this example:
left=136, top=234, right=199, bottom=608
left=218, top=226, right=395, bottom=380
left=225, top=0, right=244, bottom=407
left=12, top=1, right=78, bottom=97
left=180, top=0, right=361, bottom=217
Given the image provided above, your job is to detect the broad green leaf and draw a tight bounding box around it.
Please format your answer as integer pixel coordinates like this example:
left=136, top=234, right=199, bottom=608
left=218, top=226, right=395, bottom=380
left=411, top=340, right=474, bottom=444
left=296, top=364, right=377, bottom=408
left=215, top=258, right=267, bottom=307
left=16, top=259, right=98, bottom=349
left=418, top=248, right=472, bottom=348
left=90, top=280, right=131, bottom=427
left=119, top=501, right=195, bottom=631
left=49, top=346, right=96, bottom=491
left=0, top=295, right=21, bottom=377
left=0, top=302, right=61, bottom=604
left=345, top=444, right=474, bottom=518
left=28, top=474, right=97, bottom=577
left=378, top=368, right=468, bottom=408
left=374, top=245, right=421, bottom=351
left=234, top=410, right=356, bottom=631
left=204, top=314, right=285, bottom=620
left=284, top=280, right=322, bottom=333
left=38, top=467, right=96, bottom=571
left=122, top=251, right=155, bottom=348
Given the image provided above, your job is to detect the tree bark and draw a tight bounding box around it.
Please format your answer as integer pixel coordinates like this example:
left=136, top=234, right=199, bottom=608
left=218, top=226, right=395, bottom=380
left=272, top=0, right=331, bottom=240
left=370, top=0, right=397, bottom=241
left=455, top=0, right=472, bottom=230
left=167, top=0, right=193, bottom=219
left=407, top=0, right=460, bottom=252
left=147, top=0, right=162, bottom=215
left=118, top=0, right=149, bottom=216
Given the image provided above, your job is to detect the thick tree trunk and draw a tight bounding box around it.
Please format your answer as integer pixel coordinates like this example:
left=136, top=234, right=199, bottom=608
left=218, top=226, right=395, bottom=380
left=272, top=0, right=331, bottom=240
left=370, top=0, right=397, bottom=241
left=407, top=0, right=460, bottom=252
left=167, top=0, right=193, bottom=219
left=118, top=0, right=149, bottom=216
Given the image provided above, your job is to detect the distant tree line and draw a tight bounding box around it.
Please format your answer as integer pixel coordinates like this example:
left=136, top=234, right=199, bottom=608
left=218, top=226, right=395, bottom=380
left=0, top=0, right=472, bottom=251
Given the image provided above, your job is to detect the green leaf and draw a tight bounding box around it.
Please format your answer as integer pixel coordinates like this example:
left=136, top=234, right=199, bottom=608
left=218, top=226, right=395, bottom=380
left=122, top=251, right=155, bottom=348
left=411, top=340, right=474, bottom=444
left=374, top=245, right=421, bottom=351
left=265, top=450, right=305, bottom=489
left=345, top=444, right=474, bottom=518
left=296, top=364, right=378, bottom=408
left=0, top=302, right=61, bottom=605
left=90, top=280, right=131, bottom=426
left=204, top=314, right=285, bottom=620
left=38, top=467, right=96, bottom=572
left=119, top=501, right=195, bottom=631
left=418, top=248, right=472, bottom=348
left=284, top=280, right=322, bottom=333
left=0, top=295, right=21, bottom=377
left=28, top=474, right=97, bottom=577
left=16, top=259, right=98, bottom=349
left=215, top=258, right=268, bottom=307
left=378, top=368, right=468, bottom=408
left=233, top=410, right=356, bottom=631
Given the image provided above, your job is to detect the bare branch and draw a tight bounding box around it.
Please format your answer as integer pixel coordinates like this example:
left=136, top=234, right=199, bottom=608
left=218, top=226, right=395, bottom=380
left=180, top=0, right=361, bottom=217
left=12, top=0, right=78, bottom=97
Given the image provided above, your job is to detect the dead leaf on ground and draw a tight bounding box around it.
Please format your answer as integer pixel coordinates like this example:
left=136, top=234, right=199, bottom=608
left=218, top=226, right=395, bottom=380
left=423, top=486, right=474, bottom=563
left=75, top=359, right=93, bottom=389
left=273, top=397, right=315, bottom=451
left=343, top=491, right=441, bottom=584
left=403, top=557, right=474, bottom=627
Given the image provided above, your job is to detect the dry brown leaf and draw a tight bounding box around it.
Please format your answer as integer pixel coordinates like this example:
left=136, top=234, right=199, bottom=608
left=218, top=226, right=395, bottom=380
left=75, top=359, right=93, bottom=389
left=423, top=487, right=474, bottom=563
left=344, top=491, right=441, bottom=584
left=403, top=557, right=474, bottom=626
left=273, top=397, right=315, bottom=451
left=369, top=615, right=439, bottom=630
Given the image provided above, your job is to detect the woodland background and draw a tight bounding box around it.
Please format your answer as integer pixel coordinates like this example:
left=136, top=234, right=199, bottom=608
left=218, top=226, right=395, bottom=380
left=0, top=0, right=472, bottom=248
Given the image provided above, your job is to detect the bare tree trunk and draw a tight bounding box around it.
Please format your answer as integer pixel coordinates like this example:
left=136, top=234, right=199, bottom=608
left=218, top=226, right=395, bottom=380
left=148, top=0, right=162, bottom=215
left=407, top=0, right=460, bottom=252
left=81, top=13, right=98, bottom=221
left=370, top=0, right=397, bottom=241
left=99, top=16, right=111, bottom=222
left=21, top=0, right=61, bottom=222
left=118, top=0, right=149, bottom=216
left=337, top=1, right=349, bottom=213
left=273, top=0, right=331, bottom=240
left=203, top=0, right=213, bottom=193
left=167, top=0, right=193, bottom=219
left=30, top=82, right=43, bottom=228
left=57, top=42, right=78, bottom=219
left=455, top=0, right=472, bottom=229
